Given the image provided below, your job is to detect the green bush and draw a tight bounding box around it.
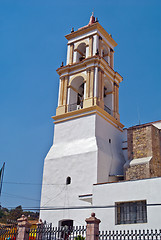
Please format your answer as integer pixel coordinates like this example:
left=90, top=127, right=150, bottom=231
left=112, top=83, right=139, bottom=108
left=74, top=235, right=85, bottom=240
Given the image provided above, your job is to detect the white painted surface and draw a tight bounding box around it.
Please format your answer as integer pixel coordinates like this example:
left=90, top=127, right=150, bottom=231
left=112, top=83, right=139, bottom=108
left=86, top=46, right=89, bottom=58
left=152, top=121, right=161, bottom=129
left=96, top=115, right=125, bottom=177
left=40, top=114, right=98, bottom=225
left=93, top=177, right=161, bottom=230
left=73, top=50, right=77, bottom=63
left=40, top=113, right=125, bottom=227
left=66, top=45, right=70, bottom=65
left=67, top=30, right=97, bottom=45
left=57, top=80, right=61, bottom=106
left=84, top=82, right=86, bottom=99
left=94, top=67, right=98, bottom=97
left=130, top=156, right=152, bottom=166
left=93, top=35, right=99, bottom=55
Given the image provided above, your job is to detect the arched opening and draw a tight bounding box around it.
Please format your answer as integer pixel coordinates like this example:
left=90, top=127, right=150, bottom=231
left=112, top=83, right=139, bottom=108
left=68, top=76, right=85, bottom=112
left=77, top=83, right=84, bottom=109
left=101, top=45, right=110, bottom=64
left=104, top=78, right=113, bottom=115
left=66, top=176, right=71, bottom=185
left=58, top=219, right=73, bottom=238
left=76, top=43, right=86, bottom=62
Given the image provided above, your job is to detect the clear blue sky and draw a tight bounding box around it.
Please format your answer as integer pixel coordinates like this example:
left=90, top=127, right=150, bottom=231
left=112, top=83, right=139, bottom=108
left=0, top=0, right=161, bottom=210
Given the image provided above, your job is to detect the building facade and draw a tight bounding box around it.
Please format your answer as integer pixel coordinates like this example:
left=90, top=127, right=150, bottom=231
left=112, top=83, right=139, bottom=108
left=40, top=15, right=161, bottom=230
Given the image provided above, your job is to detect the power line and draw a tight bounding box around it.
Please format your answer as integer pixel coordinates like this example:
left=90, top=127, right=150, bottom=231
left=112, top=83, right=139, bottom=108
left=5, top=203, right=161, bottom=211
left=3, top=181, right=65, bottom=186
left=2, top=192, right=40, bottom=202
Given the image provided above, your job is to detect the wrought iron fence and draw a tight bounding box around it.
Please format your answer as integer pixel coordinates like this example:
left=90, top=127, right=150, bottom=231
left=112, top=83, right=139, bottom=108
left=99, top=229, right=161, bottom=240
left=28, top=225, right=86, bottom=240
left=0, top=225, right=17, bottom=240
left=0, top=222, right=161, bottom=240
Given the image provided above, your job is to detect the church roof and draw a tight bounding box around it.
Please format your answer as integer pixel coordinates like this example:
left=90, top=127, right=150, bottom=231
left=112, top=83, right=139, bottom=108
left=65, top=14, right=117, bottom=47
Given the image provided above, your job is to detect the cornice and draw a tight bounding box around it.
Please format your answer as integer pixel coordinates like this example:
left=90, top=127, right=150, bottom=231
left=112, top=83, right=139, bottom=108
left=52, top=105, right=124, bottom=131
left=56, top=56, right=123, bottom=83
left=65, top=22, right=117, bottom=48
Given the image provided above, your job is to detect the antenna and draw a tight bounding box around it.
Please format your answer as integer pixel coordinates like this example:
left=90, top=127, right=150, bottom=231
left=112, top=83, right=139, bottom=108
left=137, top=106, right=141, bottom=125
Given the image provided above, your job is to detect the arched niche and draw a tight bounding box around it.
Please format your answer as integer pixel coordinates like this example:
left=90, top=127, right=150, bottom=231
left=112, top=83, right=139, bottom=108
left=68, top=75, right=85, bottom=112
left=66, top=176, right=71, bottom=185
left=103, top=77, right=113, bottom=115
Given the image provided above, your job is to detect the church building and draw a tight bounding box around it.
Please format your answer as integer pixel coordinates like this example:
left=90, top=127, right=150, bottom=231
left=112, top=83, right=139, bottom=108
left=40, top=14, right=161, bottom=230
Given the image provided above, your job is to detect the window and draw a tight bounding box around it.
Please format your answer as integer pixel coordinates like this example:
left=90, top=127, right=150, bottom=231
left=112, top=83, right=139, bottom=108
left=116, top=200, right=147, bottom=225
left=66, top=176, right=71, bottom=185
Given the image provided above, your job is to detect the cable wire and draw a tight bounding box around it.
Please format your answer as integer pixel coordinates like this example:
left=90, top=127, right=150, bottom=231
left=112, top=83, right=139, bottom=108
left=5, top=203, right=161, bottom=211
left=3, top=181, right=65, bottom=186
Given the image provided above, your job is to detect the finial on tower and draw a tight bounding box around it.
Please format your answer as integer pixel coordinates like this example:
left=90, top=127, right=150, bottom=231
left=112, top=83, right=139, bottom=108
left=78, top=12, right=97, bottom=31
left=88, top=12, right=95, bottom=25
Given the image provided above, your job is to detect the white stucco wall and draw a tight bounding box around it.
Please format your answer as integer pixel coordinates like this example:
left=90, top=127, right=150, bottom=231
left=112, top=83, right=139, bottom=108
left=153, top=121, right=161, bottom=129
left=40, top=114, right=98, bottom=225
left=93, top=177, right=161, bottom=230
left=40, top=113, right=125, bottom=226
left=96, top=115, right=125, bottom=179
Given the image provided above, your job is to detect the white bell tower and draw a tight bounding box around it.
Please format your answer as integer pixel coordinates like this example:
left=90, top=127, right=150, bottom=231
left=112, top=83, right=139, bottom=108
left=40, top=14, right=125, bottom=226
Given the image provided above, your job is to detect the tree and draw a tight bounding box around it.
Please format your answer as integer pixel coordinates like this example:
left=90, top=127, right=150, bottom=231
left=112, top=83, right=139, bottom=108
left=9, top=205, right=23, bottom=221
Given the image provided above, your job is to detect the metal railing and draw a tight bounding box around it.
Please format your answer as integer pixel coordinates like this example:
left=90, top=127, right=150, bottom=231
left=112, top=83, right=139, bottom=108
left=99, top=229, right=161, bottom=240
left=104, top=105, right=113, bottom=115
left=0, top=223, right=161, bottom=240
left=68, top=103, right=112, bottom=116
left=0, top=225, right=17, bottom=239
left=68, top=103, right=83, bottom=112
left=28, top=225, right=86, bottom=240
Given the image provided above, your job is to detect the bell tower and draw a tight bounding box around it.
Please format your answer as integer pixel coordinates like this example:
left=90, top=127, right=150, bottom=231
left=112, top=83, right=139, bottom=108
left=40, top=15, right=125, bottom=226
left=55, top=14, right=122, bottom=123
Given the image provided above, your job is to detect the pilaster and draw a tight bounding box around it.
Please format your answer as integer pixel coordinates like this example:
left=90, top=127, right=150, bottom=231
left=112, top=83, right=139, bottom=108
left=69, top=44, right=74, bottom=64
left=110, top=48, right=114, bottom=69
left=89, top=36, right=93, bottom=57
left=17, top=215, right=31, bottom=240
left=98, top=68, right=104, bottom=109
left=113, top=82, right=120, bottom=121
left=57, top=77, right=68, bottom=115
left=84, top=68, right=95, bottom=108
left=86, top=213, right=101, bottom=240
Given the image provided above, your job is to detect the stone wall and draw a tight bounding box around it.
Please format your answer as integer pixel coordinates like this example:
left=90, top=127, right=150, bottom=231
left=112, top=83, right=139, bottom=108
left=125, top=124, right=161, bottom=180
left=150, top=125, right=161, bottom=177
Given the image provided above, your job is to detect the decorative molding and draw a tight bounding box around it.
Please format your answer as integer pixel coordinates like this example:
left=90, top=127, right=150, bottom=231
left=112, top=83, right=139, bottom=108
left=65, top=23, right=117, bottom=48
left=53, top=105, right=124, bottom=130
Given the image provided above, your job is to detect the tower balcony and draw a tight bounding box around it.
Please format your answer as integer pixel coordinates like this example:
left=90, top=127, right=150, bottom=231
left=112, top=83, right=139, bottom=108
left=67, top=102, right=113, bottom=117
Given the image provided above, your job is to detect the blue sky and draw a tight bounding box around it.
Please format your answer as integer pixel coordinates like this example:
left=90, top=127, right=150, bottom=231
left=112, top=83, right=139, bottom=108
left=0, top=0, right=161, bottom=209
